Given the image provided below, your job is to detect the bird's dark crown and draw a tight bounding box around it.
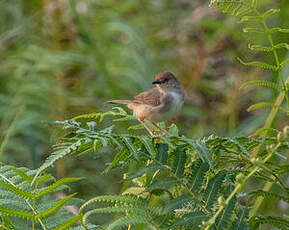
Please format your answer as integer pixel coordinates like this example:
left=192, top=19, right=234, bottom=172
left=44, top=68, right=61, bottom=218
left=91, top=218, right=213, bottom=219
left=152, top=72, right=176, bottom=85
left=155, top=72, right=175, bottom=81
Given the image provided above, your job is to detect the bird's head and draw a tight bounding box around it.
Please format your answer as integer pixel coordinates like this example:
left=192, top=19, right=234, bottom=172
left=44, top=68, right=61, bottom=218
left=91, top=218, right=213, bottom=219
left=152, top=72, right=181, bottom=92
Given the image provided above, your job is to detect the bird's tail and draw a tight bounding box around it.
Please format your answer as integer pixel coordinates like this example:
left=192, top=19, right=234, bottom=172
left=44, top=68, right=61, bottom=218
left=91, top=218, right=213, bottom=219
left=107, top=100, right=131, bottom=105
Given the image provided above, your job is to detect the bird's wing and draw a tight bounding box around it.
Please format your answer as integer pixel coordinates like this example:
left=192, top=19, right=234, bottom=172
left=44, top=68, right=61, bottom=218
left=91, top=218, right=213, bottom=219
left=132, top=88, right=162, bottom=106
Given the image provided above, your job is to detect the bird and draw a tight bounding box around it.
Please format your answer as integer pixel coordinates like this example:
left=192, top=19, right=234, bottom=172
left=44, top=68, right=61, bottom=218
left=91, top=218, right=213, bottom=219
left=107, top=72, right=185, bottom=137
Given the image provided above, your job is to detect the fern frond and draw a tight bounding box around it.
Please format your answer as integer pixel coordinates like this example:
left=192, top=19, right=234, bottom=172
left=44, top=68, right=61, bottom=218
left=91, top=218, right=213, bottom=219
left=247, top=102, right=289, bottom=114
left=240, top=15, right=262, bottom=22
left=182, top=138, right=213, bottom=168
left=35, top=193, right=77, bottom=219
left=237, top=58, right=279, bottom=71
left=275, top=43, right=289, bottom=50
left=36, top=178, right=84, bottom=198
left=122, top=137, right=139, bottom=161
left=240, top=80, right=281, bottom=91
left=34, top=139, right=86, bottom=181
left=155, top=143, right=168, bottom=164
left=52, top=215, right=81, bottom=230
left=280, top=58, right=289, bottom=67
left=79, top=195, right=143, bottom=213
left=106, top=215, right=148, bottom=230
left=243, top=27, right=264, bottom=33
left=249, top=215, right=289, bottom=230
left=186, top=160, right=209, bottom=193
left=209, top=0, right=253, bottom=17
left=172, top=148, right=186, bottom=178
left=0, top=206, right=33, bottom=219
left=247, top=190, right=289, bottom=205
left=248, top=44, right=273, bottom=52
left=203, top=174, right=225, bottom=210
left=127, top=164, right=161, bottom=180
left=0, top=182, right=34, bottom=199
left=230, top=207, right=249, bottom=230
left=103, top=148, right=131, bottom=173
left=136, top=136, right=155, bottom=156
left=268, top=27, right=289, bottom=34
left=216, top=196, right=237, bottom=229
left=10, top=168, right=34, bottom=183
left=261, top=8, right=280, bottom=19
left=165, top=194, right=196, bottom=212
left=173, top=211, right=207, bottom=228
left=147, top=178, right=180, bottom=192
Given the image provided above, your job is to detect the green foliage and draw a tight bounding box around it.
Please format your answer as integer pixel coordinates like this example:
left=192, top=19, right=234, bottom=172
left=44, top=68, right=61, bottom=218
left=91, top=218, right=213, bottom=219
left=33, top=108, right=288, bottom=229
left=0, top=165, right=83, bottom=229
left=210, top=0, right=289, bottom=113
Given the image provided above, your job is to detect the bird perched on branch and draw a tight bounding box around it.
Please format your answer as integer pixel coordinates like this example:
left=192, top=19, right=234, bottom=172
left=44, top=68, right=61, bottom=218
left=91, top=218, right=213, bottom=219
left=107, top=72, right=184, bottom=137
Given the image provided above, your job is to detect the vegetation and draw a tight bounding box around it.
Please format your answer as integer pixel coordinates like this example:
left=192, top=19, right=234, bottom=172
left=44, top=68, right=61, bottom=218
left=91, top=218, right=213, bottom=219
left=0, top=0, right=288, bottom=229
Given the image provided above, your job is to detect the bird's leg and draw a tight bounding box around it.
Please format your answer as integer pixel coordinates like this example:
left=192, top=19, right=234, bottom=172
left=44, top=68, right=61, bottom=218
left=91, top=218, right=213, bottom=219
left=151, top=121, right=170, bottom=137
left=137, top=118, right=156, bottom=137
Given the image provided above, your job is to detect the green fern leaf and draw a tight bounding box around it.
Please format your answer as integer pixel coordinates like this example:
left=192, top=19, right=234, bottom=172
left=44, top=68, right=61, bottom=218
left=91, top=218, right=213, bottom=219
left=249, top=215, right=289, bottom=230
left=72, top=113, right=101, bottom=121
left=230, top=207, right=249, bottom=230
left=280, top=58, right=289, bottom=67
left=155, top=143, right=168, bottom=164
left=243, top=27, right=265, bottom=33
left=52, top=215, right=81, bottom=230
left=268, top=27, right=289, bottom=34
left=0, top=182, right=34, bottom=199
left=183, top=138, right=213, bottom=168
left=103, top=148, right=131, bottom=174
left=122, top=137, right=139, bottom=160
left=79, top=195, right=144, bottom=212
left=172, top=148, right=186, bottom=178
left=11, top=168, right=34, bottom=183
left=127, top=164, right=161, bottom=180
left=203, top=174, right=225, bottom=210
left=165, top=194, right=195, bottom=212
left=247, top=102, right=289, bottom=114
left=34, top=139, right=85, bottom=181
left=35, top=193, right=76, bottom=219
left=237, top=58, right=278, bottom=71
left=173, top=211, right=207, bottom=228
left=209, top=0, right=253, bottom=17
left=0, top=206, right=33, bottom=220
left=240, top=15, right=262, bottom=22
left=147, top=178, right=180, bottom=192
left=252, top=127, right=279, bottom=137
left=83, top=206, right=146, bottom=216
left=137, top=136, right=155, bottom=156
left=240, top=80, right=281, bottom=91
left=247, top=190, right=289, bottom=205
left=275, top=43, right=289, bottom=50
left=106, top=215, right=148, bottom=230
left=36, top=178, right=84, bottom=198
left=248, top=44, right=273, bottom=52
left=216, top=196, right=237, bottom=229
left=261, top=8, right=280, bottom=19
left=187, top=160, right=209, bottom=193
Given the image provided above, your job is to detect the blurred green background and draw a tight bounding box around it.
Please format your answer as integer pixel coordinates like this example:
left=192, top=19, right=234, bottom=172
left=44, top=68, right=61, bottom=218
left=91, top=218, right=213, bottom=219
left=0, top=0, right=288, bottom=214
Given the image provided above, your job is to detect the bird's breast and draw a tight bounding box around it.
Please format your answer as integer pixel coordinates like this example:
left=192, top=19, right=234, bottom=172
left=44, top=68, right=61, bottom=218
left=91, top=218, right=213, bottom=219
left=151, top=91, right=183, bottom=121
left=166, top=92, right=184, bottom=114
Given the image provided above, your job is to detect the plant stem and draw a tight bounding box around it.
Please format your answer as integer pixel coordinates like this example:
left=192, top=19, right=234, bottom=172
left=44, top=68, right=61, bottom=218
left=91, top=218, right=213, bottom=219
left=205, top=150, right=275, bottom=230
left=248, top=8, right=289, bottom=216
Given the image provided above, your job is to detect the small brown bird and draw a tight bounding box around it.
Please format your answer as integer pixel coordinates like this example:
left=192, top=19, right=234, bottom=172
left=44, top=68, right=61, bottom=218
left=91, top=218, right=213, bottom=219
left=107, top=72, right=184, bottom=136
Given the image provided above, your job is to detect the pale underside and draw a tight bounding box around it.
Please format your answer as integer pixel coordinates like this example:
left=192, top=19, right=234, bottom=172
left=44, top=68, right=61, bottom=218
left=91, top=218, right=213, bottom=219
left=127, top=87, right=183, bottom=122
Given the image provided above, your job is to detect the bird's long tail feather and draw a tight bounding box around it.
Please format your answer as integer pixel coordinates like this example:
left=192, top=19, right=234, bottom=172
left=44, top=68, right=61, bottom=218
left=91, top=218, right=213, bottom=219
left=107, top=100, right=131, bottom=105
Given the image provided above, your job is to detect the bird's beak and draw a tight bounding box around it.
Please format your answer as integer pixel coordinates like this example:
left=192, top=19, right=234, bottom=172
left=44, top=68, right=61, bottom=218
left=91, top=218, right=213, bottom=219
left=152, top=80, right=162, bottom=84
